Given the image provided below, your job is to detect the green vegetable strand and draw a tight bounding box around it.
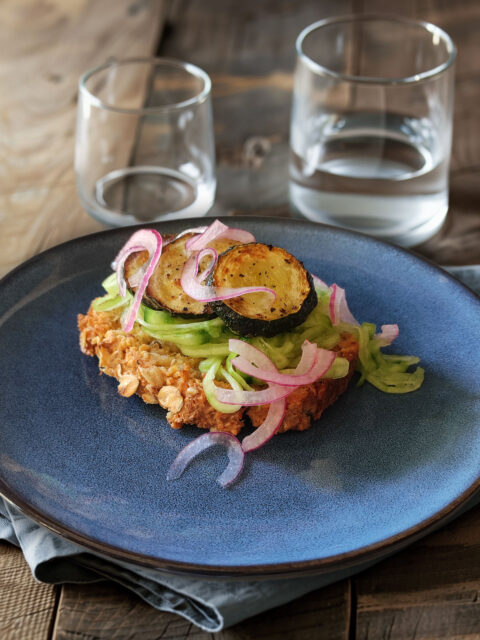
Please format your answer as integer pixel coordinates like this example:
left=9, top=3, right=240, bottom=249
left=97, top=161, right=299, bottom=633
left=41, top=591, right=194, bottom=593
left=93, top=272, right=425, bottom=403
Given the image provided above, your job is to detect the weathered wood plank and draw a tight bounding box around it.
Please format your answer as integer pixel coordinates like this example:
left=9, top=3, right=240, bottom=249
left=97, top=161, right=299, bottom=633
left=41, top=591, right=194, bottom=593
left=53, top=581, right=182, bottom=640
left=413, top=0, right=480, bottom=265
left=0, top=0, right=168, bottom=278
left=52, top=577, right=351, bottom=640
left=4, top=0, right=480, bottom=638
left=161, top=0, right=351, bottom=74
left=160, top=0, right=480, bottom=266
left=159, top=0, right=351, bottom=218
left=417, top=167, right=480, bottom=265
left=0, top=542, right=57, bottom=640
left=217, top=579, right=351, bottom=640
left=355, top=506, right=480, bottom=639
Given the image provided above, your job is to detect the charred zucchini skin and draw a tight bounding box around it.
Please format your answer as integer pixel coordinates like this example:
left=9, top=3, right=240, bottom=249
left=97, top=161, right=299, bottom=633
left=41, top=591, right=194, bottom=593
left=208, top=243, right=317, bottom=337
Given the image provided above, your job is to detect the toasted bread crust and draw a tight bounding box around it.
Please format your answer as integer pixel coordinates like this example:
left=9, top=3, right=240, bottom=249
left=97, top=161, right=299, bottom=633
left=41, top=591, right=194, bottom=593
left=78, top=305, right=358, bottom=435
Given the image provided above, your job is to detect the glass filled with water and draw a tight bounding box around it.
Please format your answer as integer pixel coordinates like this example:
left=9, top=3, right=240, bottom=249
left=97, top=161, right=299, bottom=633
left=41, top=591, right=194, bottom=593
left=290, top=16, right=455, bottom=246
left=76, top=58, right=215, bottom=226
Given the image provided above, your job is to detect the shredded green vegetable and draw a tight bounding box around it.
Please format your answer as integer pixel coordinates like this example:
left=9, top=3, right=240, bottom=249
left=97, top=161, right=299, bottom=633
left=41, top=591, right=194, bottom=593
left=352, top=323, right=424, bottom=393
left=202, top=358, right=242, bottom=413
left=91, top=273, right=424, bottom=410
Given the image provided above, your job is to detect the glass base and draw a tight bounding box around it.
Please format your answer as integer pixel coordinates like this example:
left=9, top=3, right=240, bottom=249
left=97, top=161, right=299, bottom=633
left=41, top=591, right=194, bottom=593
left=78, top=167, right=215, bottom=227
left=289, top=182, right=448, bottom=247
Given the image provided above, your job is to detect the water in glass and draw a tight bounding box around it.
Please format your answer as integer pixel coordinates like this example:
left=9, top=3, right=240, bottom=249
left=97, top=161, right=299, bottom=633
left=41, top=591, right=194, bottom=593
left=290, top=111, right=448, bottom=246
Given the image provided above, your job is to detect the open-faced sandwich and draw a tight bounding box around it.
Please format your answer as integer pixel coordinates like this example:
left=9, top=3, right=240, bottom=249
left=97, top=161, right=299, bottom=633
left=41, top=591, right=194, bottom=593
left=78, top=220, right=424, bottom=486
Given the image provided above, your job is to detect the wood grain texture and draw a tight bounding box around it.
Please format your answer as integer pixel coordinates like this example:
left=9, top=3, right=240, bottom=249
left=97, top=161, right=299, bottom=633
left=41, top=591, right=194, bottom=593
left=418, top=168, right=480, bottom=265
left=159, top=0, right=351, bottom=217
left=0, top=542, right=57, bottom=640
left=0, top=0, right=167, bottom=278
left=216, top=580, right=351, bottom=640
left=2, top=0, right=480, bottom=639
left=355, top=506, right=480, bottom=639
left=160, top=0, right=480, bottom=265
left=52, top=577, right=350, bottom=640
left=52, top=581, right=178, bottom=640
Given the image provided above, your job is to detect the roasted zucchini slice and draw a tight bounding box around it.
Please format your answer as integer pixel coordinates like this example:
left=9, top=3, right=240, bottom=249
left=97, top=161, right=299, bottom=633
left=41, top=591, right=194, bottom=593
left=209, top=243, right=317, bottom=337
left=124, top=232, right=240, bottom=318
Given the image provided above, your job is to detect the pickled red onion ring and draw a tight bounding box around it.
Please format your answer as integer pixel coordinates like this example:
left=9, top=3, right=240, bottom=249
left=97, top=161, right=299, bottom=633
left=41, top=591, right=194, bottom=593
left=113, top=229, right=163, bottom=333
left=185, top=219, right=255, bottom=253
left=229, top=339, right=278, bottom=372
left=214, top=338, right=335, bottom=406
left=180, top=248, right=276, bottom=303
left=167, top=432, right=244, bottom=487
left=213, top=382, right=292, bottom=406
left=311, top=274, right=330, bottom=292
left=195, top=247, right=218, bottom=282
left=113, top=244, right=145, bottom=297
left=241, top=398, right=286, bottom=452
left=329, top=283, right=359, bottom=326
left=374, top=324, right=399, bottom=346
left=231, top=337, right=316, bottom=380
left=232, top=341, right=335, bottom=387
left=175, top=225, right=208, bottom=240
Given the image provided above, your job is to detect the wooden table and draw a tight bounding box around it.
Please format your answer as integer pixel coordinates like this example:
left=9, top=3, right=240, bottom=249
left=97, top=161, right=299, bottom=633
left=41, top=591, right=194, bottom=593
left=1, top=1, right=479, bottom=638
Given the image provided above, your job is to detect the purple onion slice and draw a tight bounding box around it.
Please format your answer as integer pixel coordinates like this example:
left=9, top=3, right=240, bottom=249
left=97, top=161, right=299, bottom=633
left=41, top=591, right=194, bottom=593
left=113, top=229, right=163, bottom=332
left=180, top=248, right=275, bottom=303
left=374, top=324, right=399, bottom=346
left=185, top=219, right=255, bottom=253
left=241, top=398, right=286, bottom=452
left=167, top=432, right=245, bottom=487
left=329, top=283, right=359, bottom=326
left=232, top=340, right=336, bottom=387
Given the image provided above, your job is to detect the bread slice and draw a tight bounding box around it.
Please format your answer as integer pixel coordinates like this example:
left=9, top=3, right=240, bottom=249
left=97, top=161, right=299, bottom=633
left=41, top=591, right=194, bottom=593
left=78, top=305, right=358, bottom=435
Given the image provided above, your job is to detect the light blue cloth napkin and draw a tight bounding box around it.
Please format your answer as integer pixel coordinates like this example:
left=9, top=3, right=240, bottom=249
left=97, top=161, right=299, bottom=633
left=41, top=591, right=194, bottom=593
left=1, top=264, right=479, bottom=632
left=0, top=498, right=373, bottom=631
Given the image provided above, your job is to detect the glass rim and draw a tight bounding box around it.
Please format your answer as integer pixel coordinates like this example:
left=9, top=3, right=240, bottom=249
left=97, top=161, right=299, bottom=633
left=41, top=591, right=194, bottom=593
left=296, top=14, right=456, bottom=85
left=78, top=56, right=212, bottom=114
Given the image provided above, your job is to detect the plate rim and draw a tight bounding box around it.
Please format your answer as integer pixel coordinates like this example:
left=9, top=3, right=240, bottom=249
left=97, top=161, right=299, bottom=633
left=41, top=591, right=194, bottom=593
left=1, top=216, right=479, bottom=578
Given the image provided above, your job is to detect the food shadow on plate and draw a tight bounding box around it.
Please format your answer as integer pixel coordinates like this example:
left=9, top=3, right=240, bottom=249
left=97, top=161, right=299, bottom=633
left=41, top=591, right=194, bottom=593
left=81, top=352, right=480, bottom=509
left=80, top=350, right=480, bottom=495
left=242, top=370, right=480, bottom=491
left=80, top=356, right=178, bottom=449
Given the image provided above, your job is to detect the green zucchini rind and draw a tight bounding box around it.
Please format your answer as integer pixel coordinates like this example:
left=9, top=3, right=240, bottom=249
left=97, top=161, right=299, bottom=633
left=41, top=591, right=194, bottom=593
left=209, top=243, right=317, bottom=337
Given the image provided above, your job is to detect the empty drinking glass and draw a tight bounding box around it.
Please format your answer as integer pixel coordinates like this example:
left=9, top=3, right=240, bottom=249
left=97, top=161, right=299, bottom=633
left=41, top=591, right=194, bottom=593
left=290, top=16, right=456, bottom=246
left=76, top=58, right=216, bottom=226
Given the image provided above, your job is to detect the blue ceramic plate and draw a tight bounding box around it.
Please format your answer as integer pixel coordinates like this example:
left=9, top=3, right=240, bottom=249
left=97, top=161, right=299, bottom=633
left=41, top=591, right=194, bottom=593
left=0, top=218, right=479, bottom=578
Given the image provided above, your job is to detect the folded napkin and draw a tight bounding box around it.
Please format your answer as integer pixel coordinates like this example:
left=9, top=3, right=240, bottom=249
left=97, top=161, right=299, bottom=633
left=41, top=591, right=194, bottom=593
left=444, top=264, right=480, bottom=291
left=1, top=264, right=479, bottom=632
left=0, top=498, right=374, bottom=631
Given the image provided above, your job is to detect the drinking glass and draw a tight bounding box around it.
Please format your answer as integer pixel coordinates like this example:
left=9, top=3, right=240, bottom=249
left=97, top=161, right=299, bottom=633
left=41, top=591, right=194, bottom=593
left=76, top=58, right=216, bottom=226
left=289, top=16, right=456, bottom=246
